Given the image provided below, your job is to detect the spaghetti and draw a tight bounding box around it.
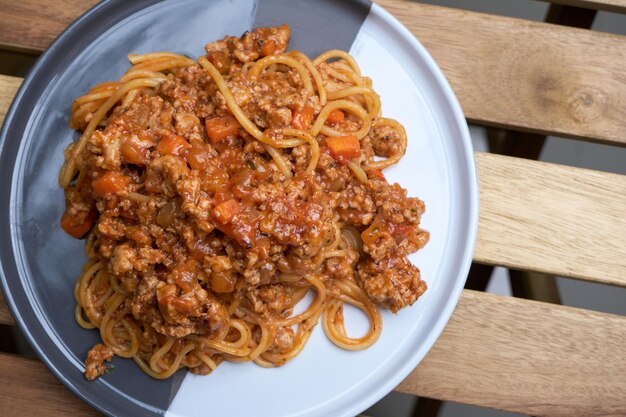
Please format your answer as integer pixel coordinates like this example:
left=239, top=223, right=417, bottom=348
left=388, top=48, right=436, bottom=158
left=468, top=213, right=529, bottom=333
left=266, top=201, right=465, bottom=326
left=60, top=25, right=429, bottom=380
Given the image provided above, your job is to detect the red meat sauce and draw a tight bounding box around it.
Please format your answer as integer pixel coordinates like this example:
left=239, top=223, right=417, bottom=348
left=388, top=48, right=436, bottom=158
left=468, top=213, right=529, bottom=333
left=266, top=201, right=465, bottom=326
left=62, top=25, right=429, bottom=377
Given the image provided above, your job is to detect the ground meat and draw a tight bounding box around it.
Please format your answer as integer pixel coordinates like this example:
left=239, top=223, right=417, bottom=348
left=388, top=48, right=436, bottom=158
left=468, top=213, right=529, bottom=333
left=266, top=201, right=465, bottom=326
left=155, top=284, right=228, bottom=337
left=62, top=24, right=429, bottom=379
left=205, top=24, right=291, bottom=64
left=357, top=255, right=427, bottom=313
left=324, top=251, right=359, bottom=281
left=269, top=326, right=296, bottom=354
left=84, top=344, right=114, bottom=380
left=335, top=181, right=376, bottom=225
left=370, top=124, right=403, bottom=158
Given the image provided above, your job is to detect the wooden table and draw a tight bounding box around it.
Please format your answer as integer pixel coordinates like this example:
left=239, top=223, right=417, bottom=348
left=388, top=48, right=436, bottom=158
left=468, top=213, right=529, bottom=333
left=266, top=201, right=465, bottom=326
left=1, top=1, right=626, bottom=416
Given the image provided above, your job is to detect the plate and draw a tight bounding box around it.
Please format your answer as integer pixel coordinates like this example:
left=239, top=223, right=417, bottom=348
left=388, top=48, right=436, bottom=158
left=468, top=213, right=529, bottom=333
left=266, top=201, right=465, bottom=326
left=0, top=1, right=478, bottom=416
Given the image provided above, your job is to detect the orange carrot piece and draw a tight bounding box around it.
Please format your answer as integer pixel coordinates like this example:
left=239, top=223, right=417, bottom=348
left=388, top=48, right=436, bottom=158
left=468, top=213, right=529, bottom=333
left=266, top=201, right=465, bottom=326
left=212, top=199, right=239, bottom=224
left=157, top=131, right=191, bottom=156
left=326, top=109, right=345, bottom=125
left=205, top=115, right=240, bottom=143
left=368, top=169, right=385, bottom=180
left=291, top=105, right=314, bottom=130
left=326, top=135, right=361, bottom=163
left=91, top=171, right=130, bottom=197
left=60, top=209, right=96, bottom=238
left=260, top=40, right=277, bottom=57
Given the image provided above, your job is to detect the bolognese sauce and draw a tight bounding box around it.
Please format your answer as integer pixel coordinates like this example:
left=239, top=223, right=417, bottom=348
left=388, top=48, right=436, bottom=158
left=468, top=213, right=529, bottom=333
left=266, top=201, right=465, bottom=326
left=60, top=24, right=429, bottom=380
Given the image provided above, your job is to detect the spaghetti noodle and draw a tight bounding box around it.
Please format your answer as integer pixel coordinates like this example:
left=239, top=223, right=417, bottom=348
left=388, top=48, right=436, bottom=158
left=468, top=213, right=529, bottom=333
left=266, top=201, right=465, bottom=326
left=60, top=25, right=429, bottom=380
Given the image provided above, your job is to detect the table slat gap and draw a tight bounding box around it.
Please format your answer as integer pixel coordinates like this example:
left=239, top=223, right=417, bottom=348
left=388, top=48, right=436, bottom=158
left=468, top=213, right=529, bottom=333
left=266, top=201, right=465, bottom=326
left=540, top=0, right=626, bottom=13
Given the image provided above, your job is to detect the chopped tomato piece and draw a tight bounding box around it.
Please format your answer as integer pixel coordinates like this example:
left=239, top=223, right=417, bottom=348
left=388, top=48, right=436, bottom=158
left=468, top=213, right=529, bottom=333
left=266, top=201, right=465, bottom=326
left=391, top=224, right=414, bottom=239
left=291, top=105, right=314, bottom=130
left=60, top=209, right=96, bottom=238
left=184, top=145, right=212, bottom=170
left=212, top=199, right=239, bottom=224
left=326, top=135, right=361, bottom=164
left=92, top=171, right=130, bottom=197
left=215, top=220, right=256, bottom=248
left=157, top=131, right=191, bottom=156
left=260, top=39, right=277, bottom=57
left=205, top=115, right=240, bottom=143
left=368, top=169, right=385, bottom=180
left=210, top=270, right=236, bottom=293
left=207, top=51, right=231, bottom=75
left=173, top=260, right=197, bottom=293
left=213, top=188, right=233, bottom=205
left=200, top=167, right=230, bottom=193
left=326, top=109, right=345, bottom=125
left=120, top=136, right=150, bottom=165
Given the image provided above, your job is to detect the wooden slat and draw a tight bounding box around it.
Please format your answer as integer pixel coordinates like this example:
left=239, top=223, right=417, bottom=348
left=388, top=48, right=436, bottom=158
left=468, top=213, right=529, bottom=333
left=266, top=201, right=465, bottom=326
left=0, top=353, right=102, bottom=417
left=475, top=152, right=626, bottom=287
left=399, top=289, right=626, bottom=416
left=375, top=0, right=626, bottom=146
left=542, top=0, right=626, bottom=13
left=0, top=75, right=21, bottom=125
left=0, top=0, right=98, bottom=53
left=0, top=290, right=624, bottom=416
left=0, top=1, right=625, bottom=145
left=0, top=291, right=14, bottom=326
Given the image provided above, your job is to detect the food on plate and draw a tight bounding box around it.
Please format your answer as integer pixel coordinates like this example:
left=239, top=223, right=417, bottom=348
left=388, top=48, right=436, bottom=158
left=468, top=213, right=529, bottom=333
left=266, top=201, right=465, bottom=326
left=59, top=24, right=429, bottom=380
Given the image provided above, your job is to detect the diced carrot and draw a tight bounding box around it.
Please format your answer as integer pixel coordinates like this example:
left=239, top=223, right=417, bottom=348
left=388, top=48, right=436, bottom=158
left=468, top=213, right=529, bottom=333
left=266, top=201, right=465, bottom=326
left=326, top=109, right=345, bottom=125
left=325, top=135, right=361, bottom=164
left=368, top=169, right=385, bottom=180
left=212, top=199, right=239, bottom=224
left=361, top=216, right=385, bottom=246
left=92, top=171, right=130, bottom=197
left=205, top=115, right=240, bottom=143
left=291, top=105, right=314, bottom=130
left=157, top=131, right=191, bottom=156
left=60, top=209, right=96, bottom=238
left=260, top=39, right=277, bottom=57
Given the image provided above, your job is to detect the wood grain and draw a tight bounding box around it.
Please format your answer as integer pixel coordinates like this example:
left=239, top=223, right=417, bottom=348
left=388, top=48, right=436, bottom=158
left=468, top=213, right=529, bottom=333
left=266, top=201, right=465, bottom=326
left=0, top=76, right=20, bottom=327
left=398, top=289, right=626, bottom=416
left=475, top=152, right=626, bottom=287
left=542, top=0, right=626, bottom=13
left=0, top=0, right=98, bottom=53
left=375, top=0, right=626, bottom=146
left=0, top=75, right=21, bottom=125
left=0, top=291, right=14, bottom=326
left=0, top=291, right=624, bottom=416
left=0, top=353, right=102, bottom=417
left=0, top=1, right=625, bottom=146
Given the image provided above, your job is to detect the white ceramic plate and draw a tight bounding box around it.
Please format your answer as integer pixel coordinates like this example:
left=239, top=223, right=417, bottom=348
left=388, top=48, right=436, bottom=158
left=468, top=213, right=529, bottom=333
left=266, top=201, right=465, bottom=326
left=0, top=1, right=477, bottom=416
